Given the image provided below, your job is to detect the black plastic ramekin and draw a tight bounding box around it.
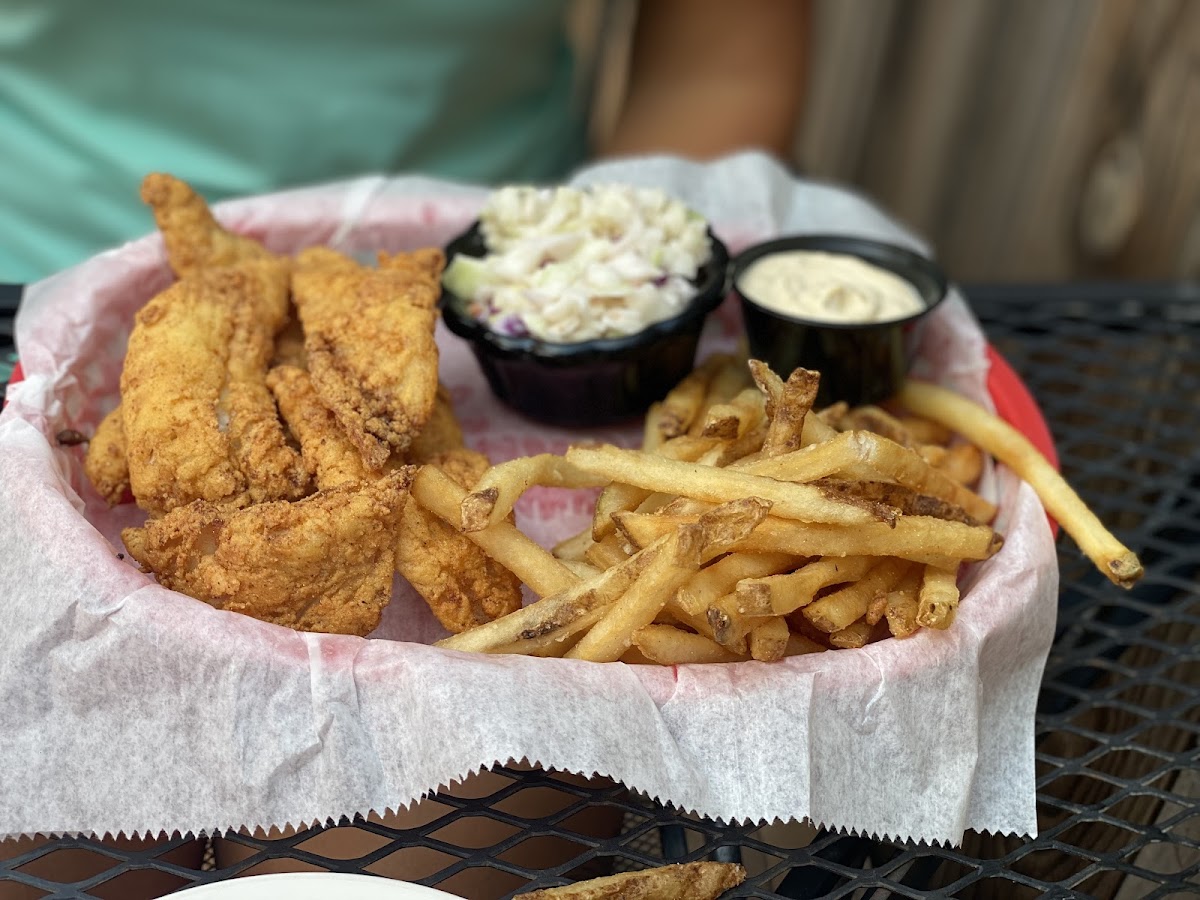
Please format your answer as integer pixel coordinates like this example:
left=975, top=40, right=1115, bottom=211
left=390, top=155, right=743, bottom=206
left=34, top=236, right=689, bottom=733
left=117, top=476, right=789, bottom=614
left=440, top=223, right=730, bottom=427
left=730, top=234, right=948, bottom=406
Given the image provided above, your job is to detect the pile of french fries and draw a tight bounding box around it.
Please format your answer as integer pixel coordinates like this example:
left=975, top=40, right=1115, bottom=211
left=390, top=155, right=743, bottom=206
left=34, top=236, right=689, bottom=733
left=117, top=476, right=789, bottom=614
left=424, top=355, right=1142, bottom=666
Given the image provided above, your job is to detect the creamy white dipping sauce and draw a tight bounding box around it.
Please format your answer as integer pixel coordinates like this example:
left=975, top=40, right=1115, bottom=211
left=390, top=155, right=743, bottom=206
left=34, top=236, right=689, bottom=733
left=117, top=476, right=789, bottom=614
left=738, top=250, right=926, bottom=324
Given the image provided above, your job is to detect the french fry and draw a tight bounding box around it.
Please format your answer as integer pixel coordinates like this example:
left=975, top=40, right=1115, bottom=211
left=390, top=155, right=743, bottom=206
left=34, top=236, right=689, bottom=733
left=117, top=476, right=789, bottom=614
left=898, top=414, right=953, bottom=445
left=705, top=591, right=768, bottom=650
left=865, top=591, right=889, bottom=626
left=513, top=861, right=746, bottom=900
left=757, top=364, right=821, bottom=457
left=693, top=424, right=768, bottom=467
left=817, top=401, right=849, bottom=428
left=642, top=401, right=667, bottom=452
left=632, top=624, right=744, bottom=665
left=803, top=557, right=913, bottom=633
left=730, top=430, right=879, bottom=483
left=567, top=499, right=770, bottom=662
left=934, top=441, right=985, bottom=487
left=592, top=482, right=651, bottom=540
left=840, top=431, right=995, bottom=523
left=663, top=597, right=723, bottom=644
left=584, top=533, right=631, bottom=570
left=460, top=454, right=604, bottom=532
left=559, top=559, right=604, bottom=581
left=615, top=511, right=1003, bottom=564
left=700, top=386, right=764, bottom=439
left=917, top=563, right=961, bottom=629
left=789, top=611, right=834, bottom=647
left=591, top=434, right=720, bottom=540
left=567, top=526, right=704, bottom=663
left=739, top=555, right=877, bottom=615
left=491, top=606, right=607, bottom=658
left=412, top=466, right=579, bottom=599
left=689, top=356, right=752, bottom=437
left=838, top=405, right=917, bottom=447
left=674, top=551, right=799, bottom=617
left=802, top=409, right=840, bottom=445
left=883, top=568, right=923, bottom=638
left=552, top=526, right=593, bottom=562
left=748, top=616, right=790, bottom=661
left=785, top=632, right=828, bottom=656
left=811, top=478, right=977, bottom=525
left=657, top=353, right=730, bottom=439
left=918, top=444, right=949, bottom=468
left=567, top=445, right=894, bottom=527
left=900, top=379, right=1144, bottom=587
left=829, top=618, right=875, bottom=649
left=435, top=534, right=670, bottom=654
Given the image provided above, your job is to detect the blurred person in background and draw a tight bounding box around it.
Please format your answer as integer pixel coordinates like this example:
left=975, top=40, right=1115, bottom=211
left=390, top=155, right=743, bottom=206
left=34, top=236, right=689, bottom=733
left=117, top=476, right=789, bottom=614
left=0, top=0, right=809, bottom=283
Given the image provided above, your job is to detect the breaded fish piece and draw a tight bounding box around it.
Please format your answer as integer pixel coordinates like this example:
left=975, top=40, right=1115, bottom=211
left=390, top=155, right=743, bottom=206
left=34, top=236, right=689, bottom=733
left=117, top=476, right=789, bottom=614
left=291, top=248, right=441, bottom=468
left=269, top=365, right=521, bottom=633
left=267, top=364, right=370, bottom=490
left=141, top=173, right=276, bottom=278
left=122, top=469, right=414, bottom=636
left=121, top=259, right=309, bottom=515
left=84, top=405, right=130, bottom=506
left=376, top=248, right=446, bottom=307
left=224, top=265, right=311, bottom=505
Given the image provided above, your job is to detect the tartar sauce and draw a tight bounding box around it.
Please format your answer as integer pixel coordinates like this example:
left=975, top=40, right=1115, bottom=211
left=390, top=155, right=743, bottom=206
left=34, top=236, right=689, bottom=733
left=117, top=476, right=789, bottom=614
left=738, top=250, right=926, bottom=324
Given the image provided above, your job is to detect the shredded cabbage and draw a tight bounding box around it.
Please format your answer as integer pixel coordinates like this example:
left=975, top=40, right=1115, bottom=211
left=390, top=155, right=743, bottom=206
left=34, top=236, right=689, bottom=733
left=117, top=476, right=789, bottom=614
left=443, top=184, right=711, bottom=343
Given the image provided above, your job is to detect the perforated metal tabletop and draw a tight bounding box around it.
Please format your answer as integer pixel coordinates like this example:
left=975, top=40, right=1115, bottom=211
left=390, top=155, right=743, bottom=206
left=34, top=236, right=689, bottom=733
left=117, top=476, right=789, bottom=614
left=1, top=282, right=1197, bottom=898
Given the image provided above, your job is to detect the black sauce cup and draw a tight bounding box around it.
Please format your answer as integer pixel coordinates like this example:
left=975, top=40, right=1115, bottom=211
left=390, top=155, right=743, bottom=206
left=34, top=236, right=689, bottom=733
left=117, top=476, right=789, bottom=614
left=440, top=223, right=730, bottom=428
left=730, top=235, right=948, bottom=407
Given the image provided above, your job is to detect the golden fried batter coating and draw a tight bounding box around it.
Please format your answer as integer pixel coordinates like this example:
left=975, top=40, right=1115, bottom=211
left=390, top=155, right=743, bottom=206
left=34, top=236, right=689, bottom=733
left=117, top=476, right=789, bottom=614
left=140, top=172, right=276, bottom=279
left=121, top=259, right=308, bottom=515
left=83, top=405, right=130, bottom=506
left=267, top=364, right=370, bottom=490
left=269, top=364, right=521, bottom=633
left=122, top=469, right=414, bottom=636
left=376, top=248, right=446, bottom=307
left=291, top=249, right=441, bottom=468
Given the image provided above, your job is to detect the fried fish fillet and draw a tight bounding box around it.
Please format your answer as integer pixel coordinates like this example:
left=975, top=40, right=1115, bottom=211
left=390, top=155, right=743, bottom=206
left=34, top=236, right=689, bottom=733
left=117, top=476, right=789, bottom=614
left=268, top=364, right=521, bottom=633
left=291, top=247, right=442, bottom=468
left=121, top=259, right=309, bottom=515
left=83, top=405, right=130, bottom=506
left=267, top=364, right=371, bottom=490
left=122, top=469, right=414, bottom=636
left=376, top=248, right=447, bottom=302
left=141, top=173, right=277, bottom=278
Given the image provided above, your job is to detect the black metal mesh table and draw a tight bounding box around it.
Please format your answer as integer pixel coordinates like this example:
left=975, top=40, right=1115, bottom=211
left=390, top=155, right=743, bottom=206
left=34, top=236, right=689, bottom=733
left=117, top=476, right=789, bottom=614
left=1, top=282, right=1197, bottom=898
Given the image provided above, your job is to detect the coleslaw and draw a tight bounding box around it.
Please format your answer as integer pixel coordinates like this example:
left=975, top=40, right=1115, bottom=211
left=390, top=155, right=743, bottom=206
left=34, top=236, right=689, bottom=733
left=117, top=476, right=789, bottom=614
left=443, top=184, right=712, bottom=343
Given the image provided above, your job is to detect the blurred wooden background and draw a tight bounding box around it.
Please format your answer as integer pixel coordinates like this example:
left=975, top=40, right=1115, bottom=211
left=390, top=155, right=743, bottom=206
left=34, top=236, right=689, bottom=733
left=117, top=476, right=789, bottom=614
left=580, top=0, right=1200, bottom=283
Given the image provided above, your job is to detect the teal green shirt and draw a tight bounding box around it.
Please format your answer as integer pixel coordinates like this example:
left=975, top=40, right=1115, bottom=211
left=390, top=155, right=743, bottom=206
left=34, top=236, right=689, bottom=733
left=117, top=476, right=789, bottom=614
left=0, top=0, right=588, bottom=282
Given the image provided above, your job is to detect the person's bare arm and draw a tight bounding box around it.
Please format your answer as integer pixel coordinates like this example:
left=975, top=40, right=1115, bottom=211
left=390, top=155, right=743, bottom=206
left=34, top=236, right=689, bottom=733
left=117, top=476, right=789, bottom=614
left=602, top=0, right=810, bottom=161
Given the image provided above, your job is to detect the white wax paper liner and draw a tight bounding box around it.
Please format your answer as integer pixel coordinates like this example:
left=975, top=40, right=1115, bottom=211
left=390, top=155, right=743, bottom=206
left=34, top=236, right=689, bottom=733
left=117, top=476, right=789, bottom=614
left=0, top=153, right=1057, bottom=845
